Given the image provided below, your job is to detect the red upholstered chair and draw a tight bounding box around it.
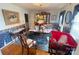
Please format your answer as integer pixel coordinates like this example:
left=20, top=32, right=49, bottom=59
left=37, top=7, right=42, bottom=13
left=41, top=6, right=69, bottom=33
left=49, top=31, right=77, bottom=55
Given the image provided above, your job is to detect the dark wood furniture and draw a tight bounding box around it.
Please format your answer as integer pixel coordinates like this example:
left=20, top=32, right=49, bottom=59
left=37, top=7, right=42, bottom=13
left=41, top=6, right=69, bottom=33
left=18, top=31, right=37, bottom=55
left=49, top=42, right=73, bottom=55
left=35, top=12, right=50, bottom=24
left=10, top=28, right=37, bottom=55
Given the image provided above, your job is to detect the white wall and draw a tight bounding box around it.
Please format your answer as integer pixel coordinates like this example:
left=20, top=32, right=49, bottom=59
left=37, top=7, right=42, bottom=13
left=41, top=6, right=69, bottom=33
left=0, top=3, right=27, bottom=30
left=45, top=9, right=60, bottom=23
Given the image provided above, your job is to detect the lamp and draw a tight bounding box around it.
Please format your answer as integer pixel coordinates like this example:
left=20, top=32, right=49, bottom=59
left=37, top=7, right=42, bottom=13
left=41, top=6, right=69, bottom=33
left=33, top=3, right=49, bottom=8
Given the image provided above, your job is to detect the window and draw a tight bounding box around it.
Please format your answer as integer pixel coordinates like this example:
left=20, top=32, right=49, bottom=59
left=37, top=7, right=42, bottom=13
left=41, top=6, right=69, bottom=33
left=70, top=4, right=79, bottom=41
left=59, top=10, right=66, bottom=31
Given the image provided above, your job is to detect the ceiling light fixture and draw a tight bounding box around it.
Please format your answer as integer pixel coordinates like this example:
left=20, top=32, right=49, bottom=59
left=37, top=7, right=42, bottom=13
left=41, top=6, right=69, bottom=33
left=33, top=3, right=49, bottom=7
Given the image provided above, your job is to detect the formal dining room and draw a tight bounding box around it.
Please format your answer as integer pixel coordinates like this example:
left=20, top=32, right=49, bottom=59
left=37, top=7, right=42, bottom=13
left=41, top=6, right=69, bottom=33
left=0, top=3, right=79, bottom=55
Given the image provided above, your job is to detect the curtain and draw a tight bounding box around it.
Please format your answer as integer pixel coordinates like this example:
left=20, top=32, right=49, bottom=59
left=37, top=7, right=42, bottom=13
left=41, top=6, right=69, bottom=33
left=70, top=4, right=79, bottom=41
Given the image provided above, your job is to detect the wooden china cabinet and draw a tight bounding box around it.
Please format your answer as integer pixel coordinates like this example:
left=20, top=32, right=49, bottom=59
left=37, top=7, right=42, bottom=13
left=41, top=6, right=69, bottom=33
left=35, top=12, right=50, bottom=24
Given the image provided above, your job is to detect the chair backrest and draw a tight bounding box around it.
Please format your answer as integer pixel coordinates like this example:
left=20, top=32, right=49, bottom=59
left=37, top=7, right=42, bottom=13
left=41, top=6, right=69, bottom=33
left=18, top=33, right=28, bottom=48
left=50, top=31, right=77, bottom=48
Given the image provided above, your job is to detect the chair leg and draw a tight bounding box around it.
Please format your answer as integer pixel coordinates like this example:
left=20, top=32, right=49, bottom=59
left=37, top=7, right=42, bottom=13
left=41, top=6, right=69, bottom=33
left=49, top=49, right=52, bottom=55
left=27, top=48, right=29, bottom=55
left=49, top=49, right=57, bottom=55
left=22, top=46, right=24, bottom=55
left=48, top=48, right=50, bottom=53
left=35, top=44, right=37, bottom=55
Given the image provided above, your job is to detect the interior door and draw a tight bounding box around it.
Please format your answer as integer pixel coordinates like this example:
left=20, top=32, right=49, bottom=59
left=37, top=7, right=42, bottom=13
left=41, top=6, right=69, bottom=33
left=24, top=14, right=29, bottom=30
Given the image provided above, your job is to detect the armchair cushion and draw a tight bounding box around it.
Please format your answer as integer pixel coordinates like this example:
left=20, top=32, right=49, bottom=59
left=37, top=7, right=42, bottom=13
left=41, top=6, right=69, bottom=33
left=27, top=39, right=36, bottom=48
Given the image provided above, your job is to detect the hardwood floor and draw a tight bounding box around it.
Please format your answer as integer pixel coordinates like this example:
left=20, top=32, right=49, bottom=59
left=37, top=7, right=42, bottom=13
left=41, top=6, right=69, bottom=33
left=1, top=44, right=22, bottom=55
left=36, top=49, right=49, bottom=55
left=1, top=43, right=49, bottom=55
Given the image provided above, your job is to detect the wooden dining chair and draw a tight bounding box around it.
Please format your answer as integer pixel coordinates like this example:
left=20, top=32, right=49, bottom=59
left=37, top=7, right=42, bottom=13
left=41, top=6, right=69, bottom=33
left=18, top=33, right=36, bottom=55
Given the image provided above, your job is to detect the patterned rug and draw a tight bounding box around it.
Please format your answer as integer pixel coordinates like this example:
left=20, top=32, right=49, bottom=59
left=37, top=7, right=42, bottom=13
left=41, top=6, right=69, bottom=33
left=27, top=32, right=51, bottom=51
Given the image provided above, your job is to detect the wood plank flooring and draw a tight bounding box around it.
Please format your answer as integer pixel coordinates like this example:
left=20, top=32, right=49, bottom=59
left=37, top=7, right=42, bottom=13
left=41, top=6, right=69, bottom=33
left=1, top=43, right=49, bottom=55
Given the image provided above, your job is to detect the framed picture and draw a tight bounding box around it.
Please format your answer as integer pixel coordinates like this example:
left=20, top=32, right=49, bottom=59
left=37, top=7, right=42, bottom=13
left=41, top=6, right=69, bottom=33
left=2, top=9, right=20, bottom=25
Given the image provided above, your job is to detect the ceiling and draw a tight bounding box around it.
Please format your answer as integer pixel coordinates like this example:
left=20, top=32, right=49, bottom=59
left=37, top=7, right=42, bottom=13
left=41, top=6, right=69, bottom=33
left=15, top=3, right=67, bottom=11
